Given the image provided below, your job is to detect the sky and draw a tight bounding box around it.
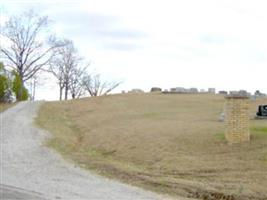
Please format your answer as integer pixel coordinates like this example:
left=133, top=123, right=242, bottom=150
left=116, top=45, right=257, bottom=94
left=1, top=0, right=267, bottom=100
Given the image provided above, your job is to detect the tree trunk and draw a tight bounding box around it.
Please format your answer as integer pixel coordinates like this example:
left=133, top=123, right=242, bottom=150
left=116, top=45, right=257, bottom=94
left=64, top=80, right=68, bottom=100
left=18, top=74, right=24, bottom=101
left=59, top=79, right=63, bottom=101
left=59, top=87, right=62, bottom=101
left=32, top=79, right=36, bottom=101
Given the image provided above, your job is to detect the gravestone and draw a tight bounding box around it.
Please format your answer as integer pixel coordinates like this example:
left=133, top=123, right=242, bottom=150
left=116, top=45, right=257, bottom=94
left=174, top=87, right=186, bottom=93
left=219, top=112, right=225, bottom=122
left=189, top=88, right=198, bottom=93
left=129, top=89, right=144, bottom=93
left=257, top=105, right=267, bottom=117
left=219, top=91, right=228, bottom=95
left=150, top=87, right=162, bottom=92
left=208, top=88, right=216, bottom=94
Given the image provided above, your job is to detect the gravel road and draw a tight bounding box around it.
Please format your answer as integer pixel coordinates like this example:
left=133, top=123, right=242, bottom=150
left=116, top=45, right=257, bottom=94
left=0, top=101, right=173, bottom=200
left=0, top=184, right=44, bottom=199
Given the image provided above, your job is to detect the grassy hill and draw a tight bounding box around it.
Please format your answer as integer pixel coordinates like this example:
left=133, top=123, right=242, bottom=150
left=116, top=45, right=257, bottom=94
left=36, top=93, right=267, bottom=200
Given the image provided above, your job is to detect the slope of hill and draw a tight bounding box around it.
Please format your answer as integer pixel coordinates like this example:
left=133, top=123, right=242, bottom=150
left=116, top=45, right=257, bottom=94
left=36, top=93, right=267, bottom=200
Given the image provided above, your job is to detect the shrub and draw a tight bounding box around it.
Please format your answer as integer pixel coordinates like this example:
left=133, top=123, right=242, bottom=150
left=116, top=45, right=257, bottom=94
left=0, top=75, right=8, bottom=101
left=0, top=62, right=12, bottom=102
left=21, top=87, right=29, bottom=101
left=12, top=71, right=29, bottom=101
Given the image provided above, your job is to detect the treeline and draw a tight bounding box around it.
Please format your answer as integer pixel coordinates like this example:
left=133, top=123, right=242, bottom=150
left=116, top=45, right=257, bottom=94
left=0, top=11, right=121, bottom=102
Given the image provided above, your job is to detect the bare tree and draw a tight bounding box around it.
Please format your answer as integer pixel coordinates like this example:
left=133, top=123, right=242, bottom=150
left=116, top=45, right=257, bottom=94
left=26, top=72, right=47, bottom=101
left=28, top=75, right=37, bottom=101
left=82, top=73, right=121, bottom=97
left=0, top=11, right=61, bottom=100
left=48, top=64, right=65, bottom=100
left=48, top=49, right=66, bottom=101
left=69, top=66, right=88, bottom=99
left=49, top=39, right=87, bottom=100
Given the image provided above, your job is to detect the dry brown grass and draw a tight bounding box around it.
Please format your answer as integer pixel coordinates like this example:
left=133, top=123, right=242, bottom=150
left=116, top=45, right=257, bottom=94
left=0, top=102, right=15, bottom=112
left=36, top=93, right=267, bottom=200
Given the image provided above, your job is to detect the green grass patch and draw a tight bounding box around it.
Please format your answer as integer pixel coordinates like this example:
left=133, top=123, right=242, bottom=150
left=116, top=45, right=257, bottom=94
left=215, top=132, right=226, bottom=141
left=216, top=127, right=267, bottom=141
left=250, top=126, right=267, bottom=139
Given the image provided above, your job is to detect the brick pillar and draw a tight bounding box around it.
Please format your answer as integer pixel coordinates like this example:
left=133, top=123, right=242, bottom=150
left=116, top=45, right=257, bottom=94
left=225, top=95, right=250, bottom=144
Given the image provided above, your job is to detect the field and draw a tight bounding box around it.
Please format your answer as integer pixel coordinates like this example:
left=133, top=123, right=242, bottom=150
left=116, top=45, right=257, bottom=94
left=36, top=93, right=267, bottom=200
